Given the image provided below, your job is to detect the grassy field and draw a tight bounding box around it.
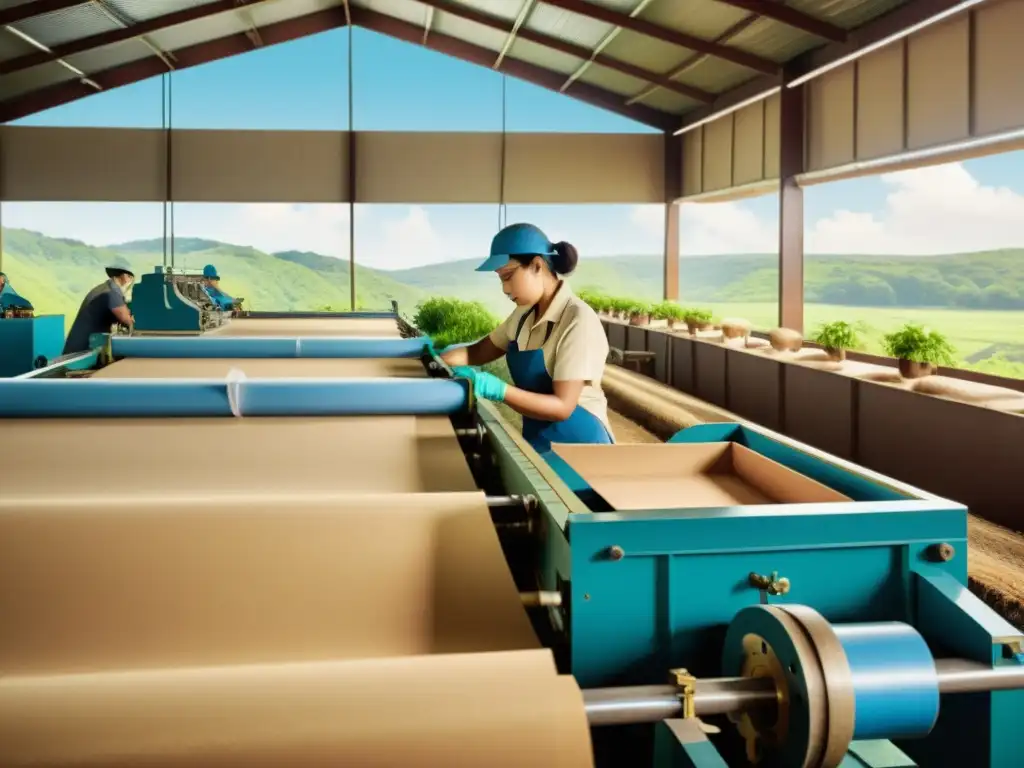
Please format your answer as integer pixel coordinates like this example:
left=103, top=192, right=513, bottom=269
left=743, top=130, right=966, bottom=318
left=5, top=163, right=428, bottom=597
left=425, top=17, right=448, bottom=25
left=705, top=302, right=1024, bottom=378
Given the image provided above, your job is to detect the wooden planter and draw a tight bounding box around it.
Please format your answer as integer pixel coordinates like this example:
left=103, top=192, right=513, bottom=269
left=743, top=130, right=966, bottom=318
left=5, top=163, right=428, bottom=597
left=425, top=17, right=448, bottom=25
left=825, top=347, right=846, bottom=362
left=629, top=313, right=650, bottom=326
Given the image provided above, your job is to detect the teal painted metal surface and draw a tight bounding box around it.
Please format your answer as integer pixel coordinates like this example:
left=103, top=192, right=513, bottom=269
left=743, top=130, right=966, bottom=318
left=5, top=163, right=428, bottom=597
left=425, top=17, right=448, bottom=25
left=132, top=268, right=205, bottom=333
left=494, top=419, right=1024, bottom=765
left=652, top=721, right=729, bottom=767
left=0, top=315, right=65, bottom=377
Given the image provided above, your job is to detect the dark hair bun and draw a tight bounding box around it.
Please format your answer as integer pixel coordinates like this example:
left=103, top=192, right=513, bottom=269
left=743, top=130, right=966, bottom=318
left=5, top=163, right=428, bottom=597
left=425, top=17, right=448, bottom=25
left=550, top=241, right=578, bottom=276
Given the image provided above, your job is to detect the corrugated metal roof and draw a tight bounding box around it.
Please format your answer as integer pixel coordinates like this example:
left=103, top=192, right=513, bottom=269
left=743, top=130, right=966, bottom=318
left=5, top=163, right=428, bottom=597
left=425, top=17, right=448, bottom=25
left=0, top=0, right=916, bottom=128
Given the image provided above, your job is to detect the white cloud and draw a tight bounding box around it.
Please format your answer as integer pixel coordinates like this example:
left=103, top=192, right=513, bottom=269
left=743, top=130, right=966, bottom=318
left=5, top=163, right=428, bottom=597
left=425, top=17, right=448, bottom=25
left=630, top=161, right=1024, bottom=256
left=806, top=163, right=1024, bottom=254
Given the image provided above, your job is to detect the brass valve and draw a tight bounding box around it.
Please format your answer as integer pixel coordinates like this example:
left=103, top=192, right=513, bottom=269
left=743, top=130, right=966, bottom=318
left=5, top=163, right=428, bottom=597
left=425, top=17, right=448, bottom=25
left=749, top=571, right=791, bottom=597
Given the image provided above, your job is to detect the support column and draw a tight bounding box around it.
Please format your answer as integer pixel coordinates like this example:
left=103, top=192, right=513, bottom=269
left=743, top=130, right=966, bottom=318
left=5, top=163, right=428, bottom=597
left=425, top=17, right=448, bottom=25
left=663, top=132, right=683, bottom=301
left=778, top=75, right=805, bottom=332
left=347, top=23, right=357, bottom=312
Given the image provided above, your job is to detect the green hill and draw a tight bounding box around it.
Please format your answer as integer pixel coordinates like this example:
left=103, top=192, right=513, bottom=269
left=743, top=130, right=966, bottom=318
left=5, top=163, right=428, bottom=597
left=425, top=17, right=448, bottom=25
left=2, top=226, right=1023, bottom=378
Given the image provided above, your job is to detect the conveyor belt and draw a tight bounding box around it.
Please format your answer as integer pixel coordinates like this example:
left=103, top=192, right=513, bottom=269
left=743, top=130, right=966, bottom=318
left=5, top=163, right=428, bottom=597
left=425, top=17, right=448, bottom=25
left=1, top=341, right=604, bottom=767
left=210, top=317, right=402, bottom=338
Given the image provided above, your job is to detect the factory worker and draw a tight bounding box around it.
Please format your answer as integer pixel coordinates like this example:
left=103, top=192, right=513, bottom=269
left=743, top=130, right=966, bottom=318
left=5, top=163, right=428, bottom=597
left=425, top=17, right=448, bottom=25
left=0, top=271, right=33, bottom=313
left=202, top=264, right=237, bottom=311
left=440, top=223, right=613, bottom=489
left=63, top=266, right=135, bottom=355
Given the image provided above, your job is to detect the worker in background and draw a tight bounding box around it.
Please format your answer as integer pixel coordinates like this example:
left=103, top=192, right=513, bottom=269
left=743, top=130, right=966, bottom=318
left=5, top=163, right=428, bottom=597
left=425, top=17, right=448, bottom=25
left=0, top=271, right=33, bottom=313
left=439, top=223, right=614, bottom=491
left=63, top=266, right=135, bottom=355
left=202, top=264, right=237, bottom=311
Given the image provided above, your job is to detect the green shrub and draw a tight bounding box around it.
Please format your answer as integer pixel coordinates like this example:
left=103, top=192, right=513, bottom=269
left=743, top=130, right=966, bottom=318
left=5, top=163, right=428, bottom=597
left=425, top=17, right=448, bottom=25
left=684, top=307, right=713, bottom=323
left=578, top=289, right=611, bottom=313
left=610, top=297, right=634, bottom=314
left=413, top=296, right=499, bottom=349
left=812, top=320, right=864, bottom=351
left=652, top=301, right=687, bottom=321
left=625, top=300, right=653, bottom=316
left=882, top=324, right=956, bottom=366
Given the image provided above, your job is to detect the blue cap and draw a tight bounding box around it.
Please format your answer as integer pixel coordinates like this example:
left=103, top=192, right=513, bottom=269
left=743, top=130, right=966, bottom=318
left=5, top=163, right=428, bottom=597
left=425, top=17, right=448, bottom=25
left=203, top=264, right=220, bottom=279
left=475, top=223, right=555, bottom=272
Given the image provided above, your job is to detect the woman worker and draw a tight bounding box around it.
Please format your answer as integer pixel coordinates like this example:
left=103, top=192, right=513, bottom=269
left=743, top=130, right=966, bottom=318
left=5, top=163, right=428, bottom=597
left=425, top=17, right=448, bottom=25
left=439, top=223, right=613, bottom=489
left=201, top=264, right=238, bottom=311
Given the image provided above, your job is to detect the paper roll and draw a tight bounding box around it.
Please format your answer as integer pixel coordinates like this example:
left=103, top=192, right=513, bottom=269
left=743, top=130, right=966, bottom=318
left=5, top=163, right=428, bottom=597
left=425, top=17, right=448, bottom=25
left=0, top=415, right=477, bottom=501
left=0, top=651, right=595, bottom=767
left=0, top=492, right=539, bottom=674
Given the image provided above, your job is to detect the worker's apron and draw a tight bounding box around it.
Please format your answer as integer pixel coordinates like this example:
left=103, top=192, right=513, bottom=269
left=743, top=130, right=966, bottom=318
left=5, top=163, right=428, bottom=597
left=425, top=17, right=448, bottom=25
left=505, top=306, right=612, bottom=494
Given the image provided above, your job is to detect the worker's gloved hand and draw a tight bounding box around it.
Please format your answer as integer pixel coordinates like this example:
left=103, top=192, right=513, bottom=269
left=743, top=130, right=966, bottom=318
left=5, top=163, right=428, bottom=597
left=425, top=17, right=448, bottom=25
left=451, top=365, right=507, bottom=403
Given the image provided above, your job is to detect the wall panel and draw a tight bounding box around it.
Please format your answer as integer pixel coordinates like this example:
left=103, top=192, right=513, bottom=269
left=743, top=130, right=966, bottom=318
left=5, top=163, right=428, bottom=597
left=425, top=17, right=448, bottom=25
left=682, top=127, right=704, bottom=197
left=763, top=92, right=781, bottom=180
left=172, top=130, right=348, bottom=203
left=974, top=0, right=1024, bottom=136
left=701, top=114, right=734, bottom=192
left=0, top=127, right=164, bottom=202
left=504, top=133, right=664, bottom=204
left=807, top=66, right=855, bottom=172
left=0, top=128, right=663, bottom=204
left=906, top=15, right=970, bottom=150
left=356, top=132, right=500, bottom=203
left=855, top=43, right=905, bottom=160
left=732, top=101, right=766, bottom=186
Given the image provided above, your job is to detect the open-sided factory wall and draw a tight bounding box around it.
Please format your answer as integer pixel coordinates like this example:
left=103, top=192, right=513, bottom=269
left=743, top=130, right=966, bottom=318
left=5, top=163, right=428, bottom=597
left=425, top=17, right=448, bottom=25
left=806, top=0, right=1024, bottom=178
left=680, top=92, right=781, bottom=199
left=0, top=127, right=665, bottom=205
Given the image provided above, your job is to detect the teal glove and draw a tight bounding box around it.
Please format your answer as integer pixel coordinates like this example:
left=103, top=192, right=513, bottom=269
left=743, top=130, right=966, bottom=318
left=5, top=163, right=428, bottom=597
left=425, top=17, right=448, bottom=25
left=452, top=365, right=507, bottom=403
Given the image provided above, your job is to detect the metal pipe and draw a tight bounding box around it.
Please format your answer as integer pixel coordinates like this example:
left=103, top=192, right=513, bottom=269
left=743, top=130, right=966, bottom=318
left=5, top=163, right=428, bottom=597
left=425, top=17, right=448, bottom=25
left=486, top=494, right=534, bottom=509
left=584, top=677, right=776, bottom=727
left=935, top=658, right=1024, bottom=694
left=583, top=659, right=1024, bottom=727
left=520, top=591, right=562, bottom=608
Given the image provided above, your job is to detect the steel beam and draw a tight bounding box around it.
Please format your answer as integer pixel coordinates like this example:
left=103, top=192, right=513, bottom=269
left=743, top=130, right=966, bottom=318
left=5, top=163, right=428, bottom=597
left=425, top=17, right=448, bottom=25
left=663, top=133, right=682, bottom=301
left=0, top=0, right=269, bottom=76
left=540, top=0, right=779, bottom=75
left=415, top=0, right=712, bottom=103
left=777, top=72, right=804, bottom=332
left=713, top=0, right=847, bottom=42
left=0, top=8, right=348, bottom=124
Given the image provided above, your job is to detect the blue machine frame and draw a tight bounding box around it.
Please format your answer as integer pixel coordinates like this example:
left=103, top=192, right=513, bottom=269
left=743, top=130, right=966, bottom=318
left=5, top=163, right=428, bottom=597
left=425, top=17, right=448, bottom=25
left=0, top=315, right=65, bottom=377
left=479, top=414, right=1024, bottom=766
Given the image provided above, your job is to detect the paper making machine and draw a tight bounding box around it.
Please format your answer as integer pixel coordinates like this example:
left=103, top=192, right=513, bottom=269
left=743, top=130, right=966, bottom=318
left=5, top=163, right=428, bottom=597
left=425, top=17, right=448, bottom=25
left=3, top=317, right=1023, bottom=768
left=130, top=266, right=231, bottom=334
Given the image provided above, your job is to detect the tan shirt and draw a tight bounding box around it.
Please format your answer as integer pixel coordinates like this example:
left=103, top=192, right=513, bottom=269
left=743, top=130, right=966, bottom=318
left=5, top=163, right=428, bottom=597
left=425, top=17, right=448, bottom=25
left=489, top=281, right=613, bottom=439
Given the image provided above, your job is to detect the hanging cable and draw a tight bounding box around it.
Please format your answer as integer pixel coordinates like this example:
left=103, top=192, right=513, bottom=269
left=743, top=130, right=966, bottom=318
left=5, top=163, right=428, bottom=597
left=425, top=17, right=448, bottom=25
left=168, top=71, right=175, bottom=271
left=348, top=22, right=356, bottom=311
left=498, top=73, right=508, bottom=231
left=161, top=73, right=168, bottom=270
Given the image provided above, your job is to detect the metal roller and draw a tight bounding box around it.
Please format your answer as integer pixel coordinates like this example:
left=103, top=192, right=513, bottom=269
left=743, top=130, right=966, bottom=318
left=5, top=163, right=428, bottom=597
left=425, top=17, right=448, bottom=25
left=0, top=377, right=469, bottom=418
left=110, top=336, right=429, bottom=359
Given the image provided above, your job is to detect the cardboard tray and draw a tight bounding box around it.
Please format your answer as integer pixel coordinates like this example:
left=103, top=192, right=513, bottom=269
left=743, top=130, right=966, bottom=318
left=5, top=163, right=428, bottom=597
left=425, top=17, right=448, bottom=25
left=553, top=441, right=850, bottom=511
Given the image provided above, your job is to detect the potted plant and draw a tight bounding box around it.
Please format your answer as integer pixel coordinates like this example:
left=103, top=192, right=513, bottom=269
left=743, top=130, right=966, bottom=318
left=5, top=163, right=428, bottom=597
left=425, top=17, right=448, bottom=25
left=628, top=300, right=653, bottom=326
left=812, top=320, right=863, bottom=362
left=652, top=300, right=687, bottom=329
left=611, top=297, right=633, bottom=320
left=684, top=308, right=714, bottom=336
left=882, top=324, right=956, bottom=379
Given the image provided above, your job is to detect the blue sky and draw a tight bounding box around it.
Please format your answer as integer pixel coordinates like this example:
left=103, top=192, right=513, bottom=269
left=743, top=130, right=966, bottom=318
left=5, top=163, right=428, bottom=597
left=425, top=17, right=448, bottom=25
left=6, top=26, right=1024, bottom=269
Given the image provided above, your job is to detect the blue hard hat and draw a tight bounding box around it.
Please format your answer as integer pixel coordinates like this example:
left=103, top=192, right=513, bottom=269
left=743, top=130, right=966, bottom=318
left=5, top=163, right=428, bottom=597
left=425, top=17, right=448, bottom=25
left=475, top=223, right=555, bottom=272
left=203, top=264, right=220, bottom=279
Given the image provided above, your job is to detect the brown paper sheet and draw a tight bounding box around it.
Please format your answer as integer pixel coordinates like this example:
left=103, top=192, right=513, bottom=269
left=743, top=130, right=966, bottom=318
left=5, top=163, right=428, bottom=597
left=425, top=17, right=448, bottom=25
left=93, top=357, right=427, bottom=379
left=1, top=416, right=477, bottom=500
left=0, top=491, right=538, bottom=674
left=214, top=318, right=401, bottom=338
left=553, top=442, right=848, bottom=511
left=0, top=651, right=594, bottom=767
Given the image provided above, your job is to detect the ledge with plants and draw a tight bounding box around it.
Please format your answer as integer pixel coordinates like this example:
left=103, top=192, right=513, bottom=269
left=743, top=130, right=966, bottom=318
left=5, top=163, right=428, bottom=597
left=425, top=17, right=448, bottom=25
left=882, top=323, right=957, bottom=380
left=811, top=320, right=864, bottom=363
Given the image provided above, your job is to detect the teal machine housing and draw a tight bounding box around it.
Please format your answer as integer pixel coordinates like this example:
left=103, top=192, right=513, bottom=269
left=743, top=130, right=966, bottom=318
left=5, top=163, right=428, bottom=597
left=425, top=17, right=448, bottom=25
left=132, top=266, right=226, bottom=334
left=0, top=315, right=65, bottom=377
left=478, top=410, right=1024, bottom=767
